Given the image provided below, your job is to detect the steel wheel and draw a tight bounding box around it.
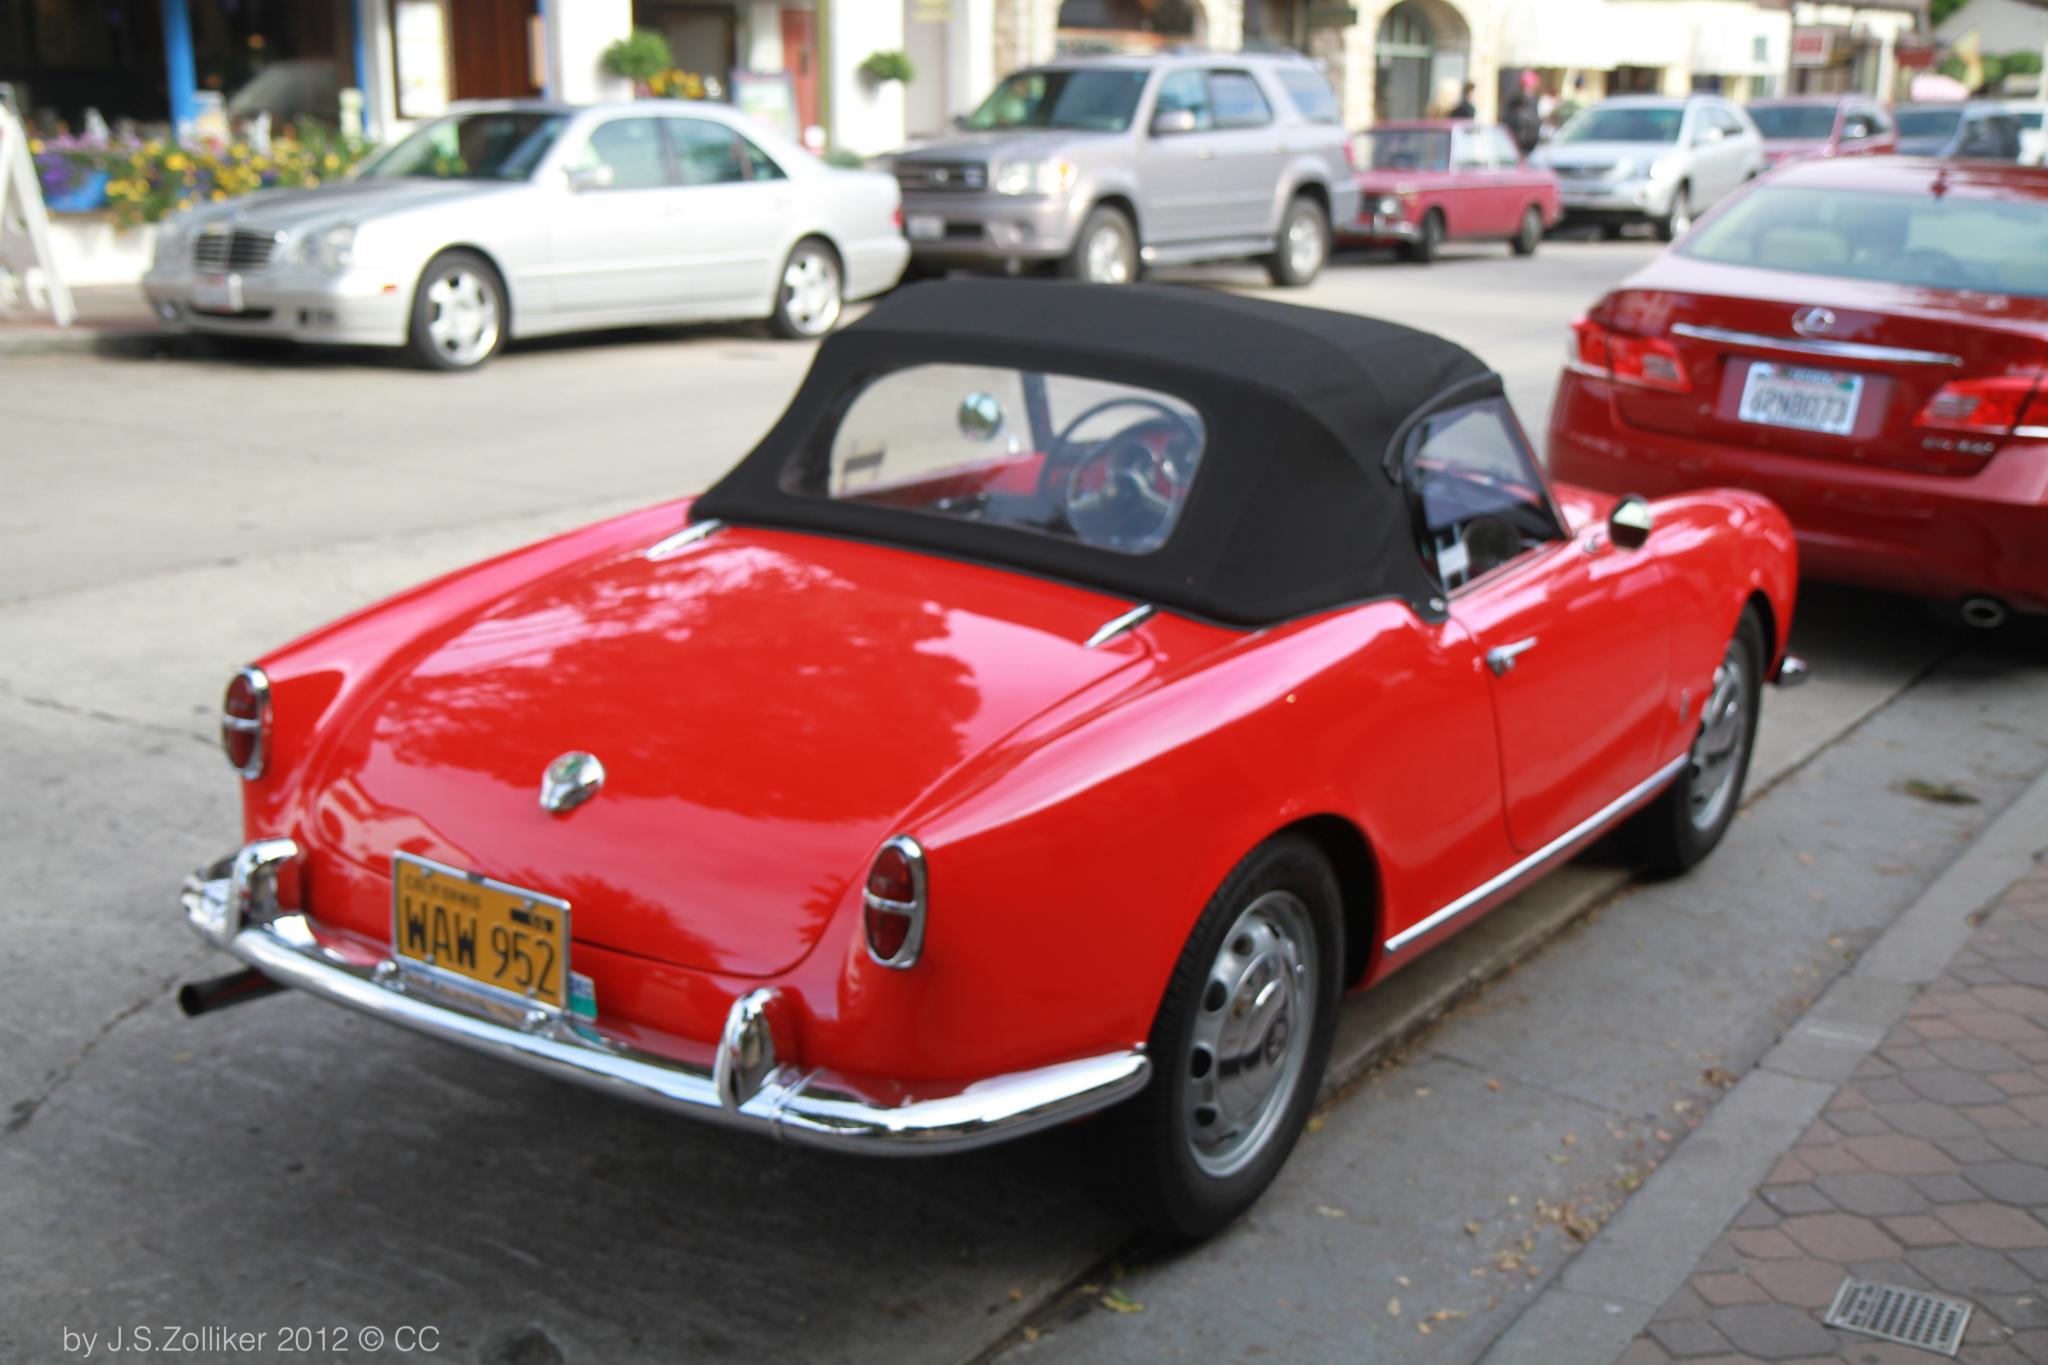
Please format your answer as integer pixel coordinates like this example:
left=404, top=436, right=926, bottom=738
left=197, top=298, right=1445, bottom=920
left=775, top=244, right=842, bottom=338
left=1182, top=889, right=1318, bottom=1178
left=1658, top=185, right=1693, bottom=242
left=1286, top=208, right=1324, bottom=277
left=1512, top=205, right=1543, bottom=256
left=424, top=266, right=500, bottom=368
left=1687, top=640, right=1749, bottom=833
left=1085, top=219, right=1135, bottom=284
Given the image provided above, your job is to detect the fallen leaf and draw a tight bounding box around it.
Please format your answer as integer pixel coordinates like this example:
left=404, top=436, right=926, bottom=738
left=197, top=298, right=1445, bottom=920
left=1387, top=1297, right=1402, bottom=1317
left=1316, top=1205, right=1347, bottom=1219
left=1797, top=851, right=1816, bottom=865
left=1099, top=1289, right=1145, bottom=1315
left=1485, top=1078, right=1502, bottom=1091
left=1414, top=1087, right=1433, bottom=1098
left=1471, top=1267, right=1487, bottom=1278
left=1008, top=1288, right=1023, bottom=1303
left=1548, top=1153, right=1573, bottom=1165
left=1417, top=1322, right=1433, bottom=1335
left=1428, top=1309, right=1469, bottom=1323
left=1305, top=1116, right=1325, bottom=1135
left=1526, top=1264, right=1542, bottom=1278
left=1561, top=1133, right=1577, bottom=1147
left=1022, top=1326, right=1040, bottom=1343
left=1464, top=1220, right=1482, bottom=1237
left=1702, top=1067, right=1735, bottom=1089
left=1897, top=778, right=1980, bottom=806
left=1672, top=1100, right=1695, bottom=1115
left=1507, top=1195, right=1520, bottom=1207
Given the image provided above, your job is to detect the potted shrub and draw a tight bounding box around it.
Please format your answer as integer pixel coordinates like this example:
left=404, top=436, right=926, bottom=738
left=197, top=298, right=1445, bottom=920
left=858, top=51, right=916, bottom=87
left=604, top=29, right=675, bottom=97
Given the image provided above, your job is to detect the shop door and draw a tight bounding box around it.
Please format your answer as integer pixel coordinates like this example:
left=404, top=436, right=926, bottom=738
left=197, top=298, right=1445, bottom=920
left=450, top=0, right=539, bottom=100
left=781, top=8, right=819, bottom=140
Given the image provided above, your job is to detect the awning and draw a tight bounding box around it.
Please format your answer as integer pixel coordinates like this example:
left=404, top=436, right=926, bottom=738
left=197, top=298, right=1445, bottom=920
left=1497, top=0, right=1618, bottom=69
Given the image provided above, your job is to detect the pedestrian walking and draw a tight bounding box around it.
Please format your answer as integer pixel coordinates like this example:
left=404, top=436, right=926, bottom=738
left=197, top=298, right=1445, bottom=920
left=1450, top=81, right=1477, bottom=118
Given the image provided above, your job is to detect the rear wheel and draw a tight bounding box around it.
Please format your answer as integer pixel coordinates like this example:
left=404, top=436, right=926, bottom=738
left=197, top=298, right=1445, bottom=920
left=768, top=238, right=844, bottom=339
left=1089, top=834, right=1342, bottom=1239
left=1628, top=607, right=1764, bottom=876
left=1061, top=205, right=1139, bottom=285
left=1511, top=205, right=1543, bottom=256
left=1403, top=210, right=1443, bottom=264
left=1264, top=195, right=1329, bottom=287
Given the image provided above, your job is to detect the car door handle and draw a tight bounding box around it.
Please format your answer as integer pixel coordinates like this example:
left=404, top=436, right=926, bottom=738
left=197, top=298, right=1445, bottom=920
left=1486, top=638, right=1539, bottom=676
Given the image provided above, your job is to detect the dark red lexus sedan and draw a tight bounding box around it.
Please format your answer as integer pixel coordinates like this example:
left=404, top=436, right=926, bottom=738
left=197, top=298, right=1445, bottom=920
left=1550, top=158, right=2048, bottom=624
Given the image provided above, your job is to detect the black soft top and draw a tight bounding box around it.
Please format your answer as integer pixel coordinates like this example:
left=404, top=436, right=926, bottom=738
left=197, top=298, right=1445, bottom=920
left=692, top=280, right=1498, bottom=627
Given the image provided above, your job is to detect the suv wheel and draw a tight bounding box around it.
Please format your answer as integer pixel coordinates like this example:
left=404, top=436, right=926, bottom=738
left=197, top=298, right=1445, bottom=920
left=1264, top=195, right=1328, bottom=287
left=1062, top=205, right=1138, bottom=285
left=1655, top=183, right=1693, bottom=243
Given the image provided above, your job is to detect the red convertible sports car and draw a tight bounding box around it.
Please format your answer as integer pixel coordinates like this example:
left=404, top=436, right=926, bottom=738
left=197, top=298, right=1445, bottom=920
left=181, top=283, right=1801, bottom=1237
left=1551, top=158, right=2048, bottom=625
left=1341, top=120, right=1563, bottom=263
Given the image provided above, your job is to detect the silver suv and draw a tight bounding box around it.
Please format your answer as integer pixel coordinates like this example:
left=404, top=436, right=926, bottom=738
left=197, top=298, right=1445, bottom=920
left=1533, top=95, right=1765, bottom=241
left=889, top=52, right=1357, bottom=287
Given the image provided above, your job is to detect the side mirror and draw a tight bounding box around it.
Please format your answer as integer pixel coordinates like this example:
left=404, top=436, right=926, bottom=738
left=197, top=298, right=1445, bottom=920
left=567, top=164, right=615, bottom=193
left=1151, top=108, right=1199, bottom=137
left=1609, top=494, right=1654, bottom=550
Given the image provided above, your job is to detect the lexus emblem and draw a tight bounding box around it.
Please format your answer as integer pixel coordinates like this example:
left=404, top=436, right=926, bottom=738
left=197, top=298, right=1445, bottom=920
left=540, top=751, right=605, bottom=815
left=1791, top=306, right=1837, bottom=338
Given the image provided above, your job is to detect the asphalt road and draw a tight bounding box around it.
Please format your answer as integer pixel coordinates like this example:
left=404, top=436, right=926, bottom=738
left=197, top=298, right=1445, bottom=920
left=4, top=239, right=2041, bottom=1365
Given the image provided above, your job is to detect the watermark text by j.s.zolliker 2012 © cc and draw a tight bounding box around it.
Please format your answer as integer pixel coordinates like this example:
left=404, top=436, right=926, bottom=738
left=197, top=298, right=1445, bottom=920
left=59, top=1323, right=443, bottom=1357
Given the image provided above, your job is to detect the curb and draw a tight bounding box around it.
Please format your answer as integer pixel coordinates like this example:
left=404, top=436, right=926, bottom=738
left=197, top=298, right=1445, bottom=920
left=1478, top=766, right=2048, bottom=1365
left=0, top=326, right=179, bottom=359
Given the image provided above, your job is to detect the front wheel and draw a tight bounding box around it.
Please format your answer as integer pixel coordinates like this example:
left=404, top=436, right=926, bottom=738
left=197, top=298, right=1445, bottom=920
left=1061, top=205, right=1139, bottom=285
left=1265, top=195, right=1329, bottom=287
left=769, top=239, right=844, bottom=339
left=1655, top=183, right=1694, bottom=243
left=406, top=249, right=505, bottom=371
left=1511, top=205, right=1543, bottom=256
left=1627, top=607, right=1764, bottom=876
left=1403, top=210, right=1443, bottom=264
left=1090, top=834, right=1342, bottom=1239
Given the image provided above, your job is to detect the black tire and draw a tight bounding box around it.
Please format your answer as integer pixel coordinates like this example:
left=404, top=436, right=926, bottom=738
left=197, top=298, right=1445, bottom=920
left=1089, top=834, right=1343, bottom=1240
left=1403, top=210, right=1443, bottom=264
left=1654, top=183, right=1693, bottom=243
left=1627, top=607, right=1765, bottom=877
left=1060, top=205, right=1139, bottom=284
left=1511, top=205, right=1543, bottom=256
left=768, top=238, right=844, bottom=339
left=406, top=249, right=506, bottom=371
left=1264, top=194, right=1329, bottom=287
left=1599, top=222, right=1628, bottom=240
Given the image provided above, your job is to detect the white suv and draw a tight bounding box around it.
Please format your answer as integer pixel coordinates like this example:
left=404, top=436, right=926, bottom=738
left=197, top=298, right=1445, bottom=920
left=1534, top=95, right=1765, bottom=240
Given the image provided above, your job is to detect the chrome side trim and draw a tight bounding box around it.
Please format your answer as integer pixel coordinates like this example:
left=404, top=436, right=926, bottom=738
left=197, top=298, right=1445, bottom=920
left=645, top=519, right=724, bottom=561
left=182, top=850, right=1148, bottom=1154
left=1670, top=323, right=1962, bottom=368
left=1084, top=603, right=1156, bottom=649
left=2015, top=425, right=2048, bottom=440
left=1383, top=753, right=1689, bottom=954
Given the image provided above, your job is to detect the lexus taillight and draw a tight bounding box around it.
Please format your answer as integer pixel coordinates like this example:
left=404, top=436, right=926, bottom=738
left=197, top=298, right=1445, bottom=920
left=863, top=835, right=927, bottom=969
left=1914, top=375, right=2048, bottom=437
left=1569, top=316, right=1693, bottom=393
left=221, top=665, right=271, bottom=779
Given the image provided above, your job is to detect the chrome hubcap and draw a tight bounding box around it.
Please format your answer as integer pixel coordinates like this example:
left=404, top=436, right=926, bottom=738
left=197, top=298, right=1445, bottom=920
left=1287, top=210, right=1323, bottom=276
left=1184, top=891, right=1317, bottom=1177
left=782, top=251, right=842, bottom=335
left=1688, top=642, right=1748, bottom=831
left=426, top=269, right=500, bottom=366
left=1671, top=196, right=1693, bottom=235
left=1086, top=223, right=1133, bottom=284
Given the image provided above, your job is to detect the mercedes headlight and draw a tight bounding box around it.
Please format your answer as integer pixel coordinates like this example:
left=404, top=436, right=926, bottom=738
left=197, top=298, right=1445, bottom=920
left=295, top=222, right=357, bottom=274
left=992, top=157, right=1077, bottom=196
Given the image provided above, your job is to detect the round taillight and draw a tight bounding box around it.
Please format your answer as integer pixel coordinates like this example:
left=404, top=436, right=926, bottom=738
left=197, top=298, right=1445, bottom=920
left=221, top=665, right=271, bottom=779
left=862, top=836, right=926, bottom=969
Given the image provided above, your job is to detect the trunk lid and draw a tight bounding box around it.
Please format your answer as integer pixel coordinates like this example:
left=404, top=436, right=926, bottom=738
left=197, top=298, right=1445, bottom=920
left=1596, top=258, right=2048, bottom=474
left=305, top=527, right=1154, bottom=978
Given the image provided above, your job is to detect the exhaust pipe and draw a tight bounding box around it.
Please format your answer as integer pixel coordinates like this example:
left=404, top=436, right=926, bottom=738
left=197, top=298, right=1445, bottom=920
left=1960, top=596, right=2009, bottom=631
left=178, top=967, right=283, bottom=1017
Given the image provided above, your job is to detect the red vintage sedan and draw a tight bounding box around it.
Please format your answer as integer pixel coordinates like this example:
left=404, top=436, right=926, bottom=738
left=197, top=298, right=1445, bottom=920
left=1748, top=96, right=1898, bottom=169
left=1342, top=120, right=1563, bottom=262
left=1551, top=158, right=2048, bottom=625
left=180, top=283, right=1799, bottom=1237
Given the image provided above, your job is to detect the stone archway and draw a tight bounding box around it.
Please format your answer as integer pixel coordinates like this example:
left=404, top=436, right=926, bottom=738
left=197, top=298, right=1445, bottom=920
left=1054, top=0, right=1208, bottom=52
left=1374, top=0, right=1471, bottom=119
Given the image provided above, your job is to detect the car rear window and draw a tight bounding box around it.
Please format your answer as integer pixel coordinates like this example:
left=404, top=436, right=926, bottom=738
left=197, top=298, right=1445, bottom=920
left=1749, top=105, right=1837, bottom=140
left=1275, top=67, right=1340, bottom=123
left=788, top=364, right=1207, bottom=555
left=1680, top=183, right=2048, bottom=298
left=1897, top=108, right=1962, bottom=138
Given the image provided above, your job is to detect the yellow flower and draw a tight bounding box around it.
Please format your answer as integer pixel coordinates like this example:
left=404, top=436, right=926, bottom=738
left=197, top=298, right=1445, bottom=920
left=230, top=143, right=248, bottom=158
left=144, top=139, right=164, bottom=155
left=251, top=157, right=270, bottom=171
left=165, top=152, right=191, bottom=171
left=28, top=138, right=43, bottom=154
left=211, top=189, right=226, bottom=200
left=323, top=152, right=340, bottom=170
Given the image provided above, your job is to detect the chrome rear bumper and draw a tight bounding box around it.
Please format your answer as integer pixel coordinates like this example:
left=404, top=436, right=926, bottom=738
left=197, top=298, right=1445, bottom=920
left=182, top=841, right=1149, bottom=1154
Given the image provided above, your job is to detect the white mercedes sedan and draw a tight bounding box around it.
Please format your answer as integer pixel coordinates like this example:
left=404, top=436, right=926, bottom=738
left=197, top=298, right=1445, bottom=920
left=143, top=101, right=909, bottom=370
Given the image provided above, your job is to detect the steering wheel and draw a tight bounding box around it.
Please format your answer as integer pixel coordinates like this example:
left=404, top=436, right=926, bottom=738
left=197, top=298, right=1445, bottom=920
left=1049, top=397, right=1203, bottom=551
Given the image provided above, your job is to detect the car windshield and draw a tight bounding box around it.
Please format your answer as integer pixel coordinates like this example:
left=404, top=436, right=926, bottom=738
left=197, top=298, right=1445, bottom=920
left=1749, top=105, right=1839, bottom=140
left=785, top=364, right=1206, bottom=555
left=358, top=111, right=569, bottom=181
left=1896, top=108, right=1962, bottom=139
left=1681, top=183, right=2048, bottom=297
left=1360, top=129, right=1451, bottom=171
left=1556, top=106, right=1682, bottom=144
left=963, top=69, right=1150, bottom=132
left=2019, top=111, right=2044, bottom=130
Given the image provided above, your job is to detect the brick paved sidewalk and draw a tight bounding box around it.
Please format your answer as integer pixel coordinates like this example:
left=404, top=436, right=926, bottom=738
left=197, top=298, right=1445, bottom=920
left=1621, top=861, right=2048, bottom=1364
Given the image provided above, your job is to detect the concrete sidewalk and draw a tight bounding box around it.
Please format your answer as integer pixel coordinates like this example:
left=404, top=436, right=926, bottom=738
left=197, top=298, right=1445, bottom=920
left=1487, top=773, right=2048, bottom=1364
left=0, top=283, right=163, bottom=355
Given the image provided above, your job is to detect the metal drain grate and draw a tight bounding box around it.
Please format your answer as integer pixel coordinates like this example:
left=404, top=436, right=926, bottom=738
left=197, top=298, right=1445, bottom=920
left=1824, top=1279, right=1971, bottom=1356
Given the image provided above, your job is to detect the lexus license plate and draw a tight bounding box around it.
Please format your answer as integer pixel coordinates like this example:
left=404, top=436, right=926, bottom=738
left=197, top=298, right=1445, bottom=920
left=1738, top=361, right=1863, bottom=436
left=192, top=273, right=241, bottom=313
left=392, top=853, right=569, bottom=1010
left=906, top=213, right=945, bottom=241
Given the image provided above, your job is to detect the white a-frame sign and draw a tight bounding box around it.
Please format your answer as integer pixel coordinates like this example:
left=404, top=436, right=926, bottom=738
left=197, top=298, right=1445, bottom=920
left=0, top=104, right=76, bottom=326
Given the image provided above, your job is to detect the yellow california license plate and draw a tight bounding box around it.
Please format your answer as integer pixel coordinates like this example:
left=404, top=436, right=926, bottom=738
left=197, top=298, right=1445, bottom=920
left=391, top=853, right=570, bottom=1010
